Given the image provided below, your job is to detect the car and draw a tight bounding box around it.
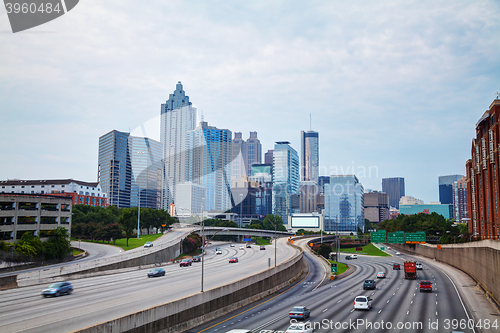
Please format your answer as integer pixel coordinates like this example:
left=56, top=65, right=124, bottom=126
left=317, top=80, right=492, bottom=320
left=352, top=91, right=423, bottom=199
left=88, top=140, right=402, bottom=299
left=41, top=281, right=73, bottom=297
left=419, top=280, right=432, bottom=292
left=144, top=241, right=153, bottom=248
left=246, top=244, right=251, bottom=248
left=416, top=263, right=423, bottom=270
left=192, top=255, right=201, bottom=262
left=240, top=245, right=245, bottom=250
left=179, top=259, right=192, bottom=267
left=345, top=255, right=352, bottom=260
left=230, top=244, right=235, bottom=247
left=289, top=306, right=311, bottom=320
left=393, top=263, right=400, bottom=270
left=351, top=254, right=358, bottom=259
left=285, top=322, right=314, bottom=333
left=363, top=279, right=376, bottom=290
left=395, top=252, right=401, bottom=255
left=148, top=268, right=165, bottom=277
left=354, top=295, right=372, bottom=310
left=216, top=249, right=222, bottom=254
left=376, top=272, right=386, bottom=278
left=229, top=256, right=238, bottom=263
left=260, top=245, right=265, bottom=250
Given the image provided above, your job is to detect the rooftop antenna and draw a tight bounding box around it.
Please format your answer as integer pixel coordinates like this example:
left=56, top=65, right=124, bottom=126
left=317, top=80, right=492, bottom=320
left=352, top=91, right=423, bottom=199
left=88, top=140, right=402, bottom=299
left=496, top=92, right=500, bottom=100
left=310, top=113, right=312, bottom=131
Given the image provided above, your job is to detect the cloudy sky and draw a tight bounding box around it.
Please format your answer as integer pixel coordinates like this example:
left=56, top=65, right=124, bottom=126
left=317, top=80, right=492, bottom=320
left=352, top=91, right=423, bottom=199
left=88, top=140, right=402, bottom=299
left=1, top=0, right=499, bottom=204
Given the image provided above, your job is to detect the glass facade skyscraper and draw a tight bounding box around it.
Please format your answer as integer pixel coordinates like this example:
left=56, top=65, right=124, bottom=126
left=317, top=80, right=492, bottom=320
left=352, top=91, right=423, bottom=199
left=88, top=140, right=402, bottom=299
left=382, top=177, right=405, bottom=209
left=324, top=175, right=364, bottom=233
left=439, top=174, right=464, bottom=205
left=301, top=130, right=319, bottom=182
left=272, top=141, right=299, bottom=223
left=186, top=121, right=232, bottom=212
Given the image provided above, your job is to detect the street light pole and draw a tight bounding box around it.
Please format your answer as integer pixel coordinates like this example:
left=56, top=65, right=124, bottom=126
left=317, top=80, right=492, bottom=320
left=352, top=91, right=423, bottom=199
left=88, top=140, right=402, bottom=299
left=137, top=188, right=141, bottom=239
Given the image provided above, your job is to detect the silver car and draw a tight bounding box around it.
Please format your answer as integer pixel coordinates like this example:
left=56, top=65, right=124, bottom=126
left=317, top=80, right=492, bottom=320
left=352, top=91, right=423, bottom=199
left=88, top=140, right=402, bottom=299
left=354, top=295, right=372, bottom=310
left=289, top=306, right=311, bottom=320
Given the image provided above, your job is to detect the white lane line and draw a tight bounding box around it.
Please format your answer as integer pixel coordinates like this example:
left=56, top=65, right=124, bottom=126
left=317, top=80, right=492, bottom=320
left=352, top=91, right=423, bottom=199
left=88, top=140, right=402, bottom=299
left=323, top=309, right=328, bottom=313
left=338, top=300, right=342, bottom=303
left=387, top=300, right=390, bottom=303
left=407, top=311, right=410, bottom=314
left=411, top=301, right=413, bottom=304
left=436, top=311, right=438, bottom=315
left=378, top=310, right=382, bottom=313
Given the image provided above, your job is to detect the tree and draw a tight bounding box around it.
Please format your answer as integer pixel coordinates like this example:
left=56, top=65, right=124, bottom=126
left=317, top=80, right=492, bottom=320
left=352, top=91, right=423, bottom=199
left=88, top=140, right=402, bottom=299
left=316, top=243, right=331, bottom=258
left=119, top=208, right=138, bottom=247
left=263, top=214, right=286, bottom=231
left=44, top=227, right=71, bottom=260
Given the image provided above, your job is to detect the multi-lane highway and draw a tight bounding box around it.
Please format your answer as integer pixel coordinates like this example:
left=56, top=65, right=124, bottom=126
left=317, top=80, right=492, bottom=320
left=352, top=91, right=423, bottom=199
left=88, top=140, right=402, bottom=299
left=190, top=240, right=499, bottom=333
left=0, top=239, right=299, bottom=333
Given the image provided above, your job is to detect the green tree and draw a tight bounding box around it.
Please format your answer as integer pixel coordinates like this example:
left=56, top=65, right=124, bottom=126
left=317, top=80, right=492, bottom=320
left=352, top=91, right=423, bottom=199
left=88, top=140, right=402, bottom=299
left=119, top=207, right=138, bottom=247
left=43, top=227, right=71, bottom=260
left=316, top=243, right=331, bottom=258
left=263, top=214, right=286, bottom=231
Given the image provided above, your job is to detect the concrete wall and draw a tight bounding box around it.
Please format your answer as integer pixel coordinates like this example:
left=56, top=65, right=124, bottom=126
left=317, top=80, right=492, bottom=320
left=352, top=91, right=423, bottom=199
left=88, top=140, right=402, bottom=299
left=390, top=240, right=500, bottom=306
left=75, top=251, right=304, bottom=333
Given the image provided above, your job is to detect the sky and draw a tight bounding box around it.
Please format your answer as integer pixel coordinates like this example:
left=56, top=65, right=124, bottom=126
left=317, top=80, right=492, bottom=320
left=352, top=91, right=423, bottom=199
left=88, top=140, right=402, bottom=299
left=1, top=0, right=499, bottom=204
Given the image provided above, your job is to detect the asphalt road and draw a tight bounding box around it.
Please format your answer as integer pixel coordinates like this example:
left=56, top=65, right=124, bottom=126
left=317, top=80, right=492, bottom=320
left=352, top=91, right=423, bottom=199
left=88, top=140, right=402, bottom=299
left=0, top=238, right=299, bottom=333
left=189, top=241, right=499, bottom=333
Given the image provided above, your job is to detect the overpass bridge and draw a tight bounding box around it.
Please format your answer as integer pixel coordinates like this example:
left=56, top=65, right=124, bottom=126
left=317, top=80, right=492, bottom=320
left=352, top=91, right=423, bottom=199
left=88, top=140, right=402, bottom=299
left=188, top=226, right=294, bottom=240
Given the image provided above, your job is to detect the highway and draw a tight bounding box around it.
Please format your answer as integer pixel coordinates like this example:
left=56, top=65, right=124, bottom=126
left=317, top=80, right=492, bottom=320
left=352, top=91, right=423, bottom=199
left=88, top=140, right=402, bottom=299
left=0, top=238, right=299, bottom=333
left=190, top=240, right=498, bottom=333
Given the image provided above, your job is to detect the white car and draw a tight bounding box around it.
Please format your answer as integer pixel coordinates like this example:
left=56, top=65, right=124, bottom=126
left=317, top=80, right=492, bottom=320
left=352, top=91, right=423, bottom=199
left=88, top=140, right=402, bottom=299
left=354, top=295, right=372, bottom=310
left=230, top=244, right=235, bottom=247
left=216, top=249, right=222, bottom=254
left=395, top=252, right=401, bottom=255
left=416, top=263, right=423, bottom=270
left=239, top=246, right=245, bottom=250
left=143, top=242, right=153, bottom=248
left=285, top=323, right=314, bottom=333
left=376, top=272, right=386, bottom=278
left=351, top=254, right=358, bottom=259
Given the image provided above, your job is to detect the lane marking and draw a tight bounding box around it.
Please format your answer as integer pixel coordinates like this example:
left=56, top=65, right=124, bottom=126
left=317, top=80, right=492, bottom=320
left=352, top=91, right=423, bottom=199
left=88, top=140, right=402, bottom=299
left=323, top=309, right=328, bottom=313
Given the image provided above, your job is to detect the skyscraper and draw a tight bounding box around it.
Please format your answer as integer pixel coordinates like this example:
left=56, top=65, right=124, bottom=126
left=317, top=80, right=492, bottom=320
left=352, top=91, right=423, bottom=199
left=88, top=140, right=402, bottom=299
left=364, top=191, right=389, bottom=223
left=452, top=176, right=468, bottom=223
left=186, top=121, right=232, bottom=212
left=98, top=130, right=161, bottom=209
left=264, top=149, right=274, bottom=165
left=382, top=177, right=405, bottom=209
left=439, top=174, right=464, bottom=205
left=160, top=82, right=197, bottom=209
left=231, top=132, right=246, bottom=182
left=245, top=131, right=262, bottom=175
left=301, top=130, right=319, bottom=182
left=324, top=175, right=364, bottom=233
left=272, top=141, right=299, bottom=223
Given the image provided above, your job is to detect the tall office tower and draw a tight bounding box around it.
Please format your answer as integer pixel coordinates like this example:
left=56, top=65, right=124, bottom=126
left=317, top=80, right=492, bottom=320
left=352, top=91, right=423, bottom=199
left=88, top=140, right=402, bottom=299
left=299, top=181, right=318, bottom=213
left=324, top=175, right=364, bottom=233
left=452, top=176, right=468, bottom=223
left=264, top=149, right=274, bottom=165
left=98, top=130, right=132, bottom=208
left=160, top=82, right=197, bottom=209
left=245, top=131, right=262, bottom=175
left=272, top=141, right=299, bottom=223
left=364, top=191, right=389, bottom=223
left=98, top=130, right=162, bottom=209
left=301, top=130, right=319, bottom=182
left=129, top=136, right=162, bottom=209
left=231, top=132, right=246, bottom=182
left=318, top=176, right=330, bottom=193
left=186, top=121, right=232, bottom=212
left=466, top=97, right=500, bottom=240
left=439, top=174, right=464, bottom=205
left=382, top=177, right=405, bottom=209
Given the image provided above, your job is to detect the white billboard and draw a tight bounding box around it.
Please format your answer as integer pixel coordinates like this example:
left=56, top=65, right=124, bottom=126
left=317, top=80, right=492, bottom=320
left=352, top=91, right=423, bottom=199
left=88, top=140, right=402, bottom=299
left=291, top=216, right=320, bottom=228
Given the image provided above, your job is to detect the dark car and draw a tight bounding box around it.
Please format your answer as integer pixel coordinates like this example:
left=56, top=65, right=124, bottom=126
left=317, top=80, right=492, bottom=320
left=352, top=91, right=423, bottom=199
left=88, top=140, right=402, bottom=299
left=363, top=279, right=376, bottom=290
left=192, top=255, right=201, bottom=262
left=180, top=259, right=192, bottom=267
left=148, top=268, right=166, bottom=277
left=260, top=246, right=265, bottom=250
left=246, top=244, right=251, bottom=248
left=289, top=306, right=311, bottom=320
left=393, top=263, right=400, bottom=270
left=42, top=281, right=73, bottom=297
left=346, top=255, right=352, bottom=260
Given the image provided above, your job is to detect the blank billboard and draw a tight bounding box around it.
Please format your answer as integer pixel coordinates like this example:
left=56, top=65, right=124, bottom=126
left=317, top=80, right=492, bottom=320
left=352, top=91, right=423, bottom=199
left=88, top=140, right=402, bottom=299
left=291, top=216, right=319, bottom=228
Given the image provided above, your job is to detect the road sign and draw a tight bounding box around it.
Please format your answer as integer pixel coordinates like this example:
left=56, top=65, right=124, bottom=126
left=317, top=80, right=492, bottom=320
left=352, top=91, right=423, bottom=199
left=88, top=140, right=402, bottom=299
left=380, top=247, right=385, bottom=250
left=331, top=263, right=337, bottom=273
left=388, top=231, right=405, bottom=244
left=405, top=231, right=426, bottom=244
left=355, top=247, right=362, bottom=252
left=371, top=231, right=386, bottom=243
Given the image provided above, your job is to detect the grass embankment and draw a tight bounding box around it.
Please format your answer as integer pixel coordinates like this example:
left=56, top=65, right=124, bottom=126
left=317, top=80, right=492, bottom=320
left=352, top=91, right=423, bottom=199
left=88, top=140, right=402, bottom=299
left=75, top=234, right=163, bottom=251
left=327, top=260, right=348, bottom=275
left=253, top=237, right=271, bottom=245
left=340, top=243, right=390, bottom=256
left=72, top=248, right=83, bottom=256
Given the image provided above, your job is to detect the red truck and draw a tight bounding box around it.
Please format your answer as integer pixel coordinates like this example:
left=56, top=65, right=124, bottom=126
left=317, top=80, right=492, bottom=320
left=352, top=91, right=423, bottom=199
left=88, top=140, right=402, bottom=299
left=404, top=260, right=417, bottom=279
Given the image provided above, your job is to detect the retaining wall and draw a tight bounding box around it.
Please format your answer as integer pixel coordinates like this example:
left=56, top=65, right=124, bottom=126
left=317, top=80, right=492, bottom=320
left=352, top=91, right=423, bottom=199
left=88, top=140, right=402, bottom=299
left=390, top=240, right=500, bottom=306
left=74, top=251, right=304, bottom=333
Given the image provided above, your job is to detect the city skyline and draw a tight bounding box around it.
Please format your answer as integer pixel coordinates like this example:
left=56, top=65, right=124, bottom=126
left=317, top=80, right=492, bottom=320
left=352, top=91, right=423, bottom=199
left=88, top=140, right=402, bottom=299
left=1, top=1, right=499, bottom=204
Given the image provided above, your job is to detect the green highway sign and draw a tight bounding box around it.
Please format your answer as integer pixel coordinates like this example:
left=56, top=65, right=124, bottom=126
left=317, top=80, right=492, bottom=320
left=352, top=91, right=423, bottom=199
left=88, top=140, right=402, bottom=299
left=380, top=247, right=385, bottom=250
left=371, top=230, right=386, bottom=243
left=388, top=231, right=405, bottom=244
left=331, top=263, right=337, bottom=273
left=406, top=231, right=426, bottom=244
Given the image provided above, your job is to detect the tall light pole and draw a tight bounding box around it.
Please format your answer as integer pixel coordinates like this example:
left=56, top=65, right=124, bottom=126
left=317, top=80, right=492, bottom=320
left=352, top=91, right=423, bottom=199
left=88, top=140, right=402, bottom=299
left=266, top=218, right=278, bottom=268
left=239, top=193, right=243, bottom=228
left=137, top=188, right=141, bottom=239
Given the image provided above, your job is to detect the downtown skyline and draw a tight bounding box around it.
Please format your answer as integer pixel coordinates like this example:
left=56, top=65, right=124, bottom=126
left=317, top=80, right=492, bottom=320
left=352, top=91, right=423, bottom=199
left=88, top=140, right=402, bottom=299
left=1, top=1, right=499, bottom=204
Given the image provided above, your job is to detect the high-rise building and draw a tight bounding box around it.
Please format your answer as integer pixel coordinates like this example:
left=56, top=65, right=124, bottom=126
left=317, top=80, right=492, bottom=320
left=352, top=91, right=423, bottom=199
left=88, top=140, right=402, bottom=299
left=98, top=130, right=161, bottom=209
left=382, top=177, right=405, bottom=209
left=324, top=175, right=364, bottom=233
left=453, top=176, right=468, bottom=223
left=98, top=130, right=132, bottom=208
left=466, top=97, right=500, bottom=240
left=400, top=203, right=454, bottom=219
left=264, top=149, right=274, bottom=165
left=301, top=130, right=319, bottom=182
left=299, top=181, right=319, bottom=213
left=231, top=132, right=246, bottom=182
left=245, top=132, right=262, bottom=175
left=364, top=191, right=389, bottom=223
left=272, top=141, right=299, bottom=223
left=186, top=121, right=232, bottom=212
left=439, top=174, right=464, bottom=205
left=399, top=196, right=424, bottom=206
left=129, top=136, right=162, bottom=209
left=160, top=81, right=197, bottom=209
